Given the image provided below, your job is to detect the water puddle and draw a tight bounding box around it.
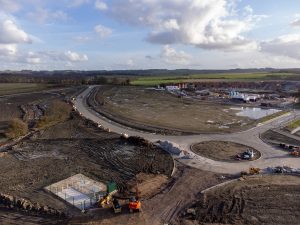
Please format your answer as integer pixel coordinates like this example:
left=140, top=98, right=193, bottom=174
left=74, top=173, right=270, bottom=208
left=231, top=107, right=280, bottom=119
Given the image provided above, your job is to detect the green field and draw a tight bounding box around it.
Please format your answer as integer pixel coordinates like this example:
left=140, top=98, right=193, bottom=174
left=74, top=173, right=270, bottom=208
left=0, top=83, right=52, bottom=96
left=131, top=72, right=296, bottom=86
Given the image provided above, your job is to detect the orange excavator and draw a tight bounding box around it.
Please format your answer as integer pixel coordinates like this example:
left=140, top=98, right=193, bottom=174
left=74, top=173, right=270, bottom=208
left=129, top=184, right=141, bottom=213
left=290, top=150, right=300, bottom=157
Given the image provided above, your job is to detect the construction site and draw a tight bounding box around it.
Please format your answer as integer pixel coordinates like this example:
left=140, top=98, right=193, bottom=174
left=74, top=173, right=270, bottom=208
left=0, top=82, right=300, bottom=225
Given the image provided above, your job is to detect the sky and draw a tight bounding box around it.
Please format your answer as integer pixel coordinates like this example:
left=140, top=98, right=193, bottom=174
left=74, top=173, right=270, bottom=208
left=1, top=0, right=300, bottom=70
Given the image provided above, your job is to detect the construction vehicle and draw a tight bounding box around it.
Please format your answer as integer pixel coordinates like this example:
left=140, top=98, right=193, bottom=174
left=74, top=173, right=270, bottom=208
left=249, top=167, right=260, bottom=175
left=241, top=167, right=260, bottom=176
left=290, top=150, right=300, bottom=157
left=279, top=143, right=299, bottom=151
left=129, top=197, right=141, bottom=213
left=129, top=184, right=141, bottom=213
left=112, top=198, right=121, bottom=213
left=274, top=166, right=285, bottom=173
left=99, top=182, right=118, bottom=208
left=99, top=193, right=112, bottom=208
left=236, top=149, right=255, bottom=160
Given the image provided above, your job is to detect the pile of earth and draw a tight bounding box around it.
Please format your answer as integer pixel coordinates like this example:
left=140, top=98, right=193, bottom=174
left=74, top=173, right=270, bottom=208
left=180, top=175, right=300, bottom=225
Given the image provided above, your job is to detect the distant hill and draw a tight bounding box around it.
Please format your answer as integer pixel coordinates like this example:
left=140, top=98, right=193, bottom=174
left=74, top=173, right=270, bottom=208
left=1, top=68, right=300, bottom=85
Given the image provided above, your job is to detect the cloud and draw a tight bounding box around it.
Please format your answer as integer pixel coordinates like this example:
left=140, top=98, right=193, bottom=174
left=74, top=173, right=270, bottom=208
left=68, top=0, right=90, bottom=7
left=0, top=19, right=32, bottom=44
left=126, top=59, right=134, bottom=67
left=64, top=50, right=88, bottom=62
left=27, top=8, right=69, bottom=24
left=94, top=24, right=112, bottom=38
left=25, top=52, right=41, bottom=64
left=95, top=0, right=108, bottom=11
left=73, top=36, right=91, bottom=42
left=261, top=34, right=300, bottom=60
left=0, top=0, right=21, bottom=13
left=0, top=49, right=89, bottom=65
left=291, top=19, right=300, bottom=27
left=105, top=0, right=258, bottom=51
left=160, top=45, right=191, bottom=65
left=0, top=44, right=17, bottom=56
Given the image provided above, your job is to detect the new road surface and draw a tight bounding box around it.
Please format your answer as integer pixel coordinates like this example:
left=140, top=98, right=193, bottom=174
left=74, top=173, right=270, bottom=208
left=74, top=86, right=300, bottom=174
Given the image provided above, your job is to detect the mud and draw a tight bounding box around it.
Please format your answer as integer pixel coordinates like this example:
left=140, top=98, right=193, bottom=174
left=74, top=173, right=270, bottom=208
left=181, top=175, right=300, bottom=225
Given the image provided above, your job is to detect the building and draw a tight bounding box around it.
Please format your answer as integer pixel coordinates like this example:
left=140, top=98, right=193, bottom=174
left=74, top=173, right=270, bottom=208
left=229, top=90, right=260, bottom=102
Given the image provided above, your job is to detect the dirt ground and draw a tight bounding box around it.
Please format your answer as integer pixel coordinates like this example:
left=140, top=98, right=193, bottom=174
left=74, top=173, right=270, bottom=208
left=0, top=209, right=65, bottom=225
left=191, top=141, right=261, bottom=162
left=261, top=130, right=300, bottom=146
left=68, top=163, right=226, bottom=225
left=0, top=114, right=174, bottom=223
left=88, top=86, right=253, bottom=134
left=180, top=175, right=300, bottom=225
left=0, top=86, right=83, bottom=142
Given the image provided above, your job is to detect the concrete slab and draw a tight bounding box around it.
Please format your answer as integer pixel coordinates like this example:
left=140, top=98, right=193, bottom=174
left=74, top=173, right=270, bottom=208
left=45, top=174, right=107, bottom=210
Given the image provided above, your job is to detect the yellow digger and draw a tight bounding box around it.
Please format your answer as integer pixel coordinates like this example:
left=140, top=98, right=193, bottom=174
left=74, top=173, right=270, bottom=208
left=241, top=167, right=260, bottom=176
left=99, top=193, right=112, bottom=208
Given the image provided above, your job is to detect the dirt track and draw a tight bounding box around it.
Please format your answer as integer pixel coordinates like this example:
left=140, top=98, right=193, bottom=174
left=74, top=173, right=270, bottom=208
left=191, top=141, right=261, bottom=162
left=181, top=175, right=300, bottom=225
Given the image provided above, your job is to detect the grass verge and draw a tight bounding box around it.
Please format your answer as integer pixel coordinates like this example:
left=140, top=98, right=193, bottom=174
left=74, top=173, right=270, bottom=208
left=259, top=111, right=289, bottom=123
left=285, top=118, right=300, bottom=132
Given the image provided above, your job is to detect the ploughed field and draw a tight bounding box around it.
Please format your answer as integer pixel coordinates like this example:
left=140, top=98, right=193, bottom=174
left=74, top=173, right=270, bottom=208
left=88, top=86, right=253, bottom=134
left=181, top=175, right=300, bottom=225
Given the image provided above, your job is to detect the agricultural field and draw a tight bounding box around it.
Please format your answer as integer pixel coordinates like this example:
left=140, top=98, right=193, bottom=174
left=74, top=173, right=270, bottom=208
left=0, top=83, right=55, bottom=96
left=88, top=86, right=254, bottom=134
left=180, top=175, right=300, bottom=225
left=131, top=72, right=297, bottom=86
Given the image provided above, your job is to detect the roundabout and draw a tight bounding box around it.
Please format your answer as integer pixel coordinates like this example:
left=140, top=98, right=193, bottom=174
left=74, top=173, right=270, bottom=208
left=74, top=86, right=300, bottom=174
left=190, top=141, right=261, bottom=162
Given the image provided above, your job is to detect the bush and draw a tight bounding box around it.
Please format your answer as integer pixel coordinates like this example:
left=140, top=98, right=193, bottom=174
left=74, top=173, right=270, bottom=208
left=5, top=118, right=28, bottom=139
left=37, top=100, right=71, bottom=128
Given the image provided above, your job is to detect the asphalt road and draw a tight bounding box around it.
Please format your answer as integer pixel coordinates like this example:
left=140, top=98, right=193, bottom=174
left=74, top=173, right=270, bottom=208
left=74, top=86, right=300, bottom=174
